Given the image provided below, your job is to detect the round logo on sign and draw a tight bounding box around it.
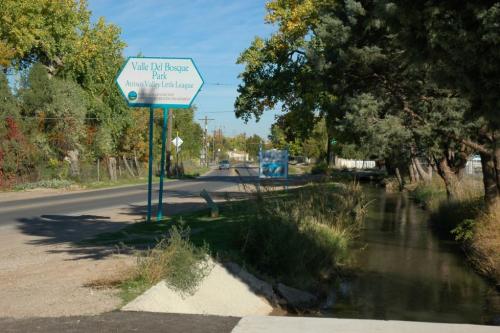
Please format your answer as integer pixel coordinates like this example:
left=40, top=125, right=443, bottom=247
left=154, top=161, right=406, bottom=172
left=128, top=91, right=138, bottom=101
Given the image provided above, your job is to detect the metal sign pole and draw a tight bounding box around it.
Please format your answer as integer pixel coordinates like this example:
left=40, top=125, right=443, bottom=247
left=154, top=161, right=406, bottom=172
left=175, top=131, right=179, bottom=171
left=147, top=107, right=154, bottom=222
left=157, top=108, right=168, bottom=221
left=257, top=143, right=262, bottom=192
left=285, top=147, right=289, bottom=191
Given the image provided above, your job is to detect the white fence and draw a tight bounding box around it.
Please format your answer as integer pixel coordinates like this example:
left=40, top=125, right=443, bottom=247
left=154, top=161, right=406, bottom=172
left=333, top=156, right=482, bottom=174
left=465, top=156, right=482, bottom=175
left=335, top=157, right=376, bottom=169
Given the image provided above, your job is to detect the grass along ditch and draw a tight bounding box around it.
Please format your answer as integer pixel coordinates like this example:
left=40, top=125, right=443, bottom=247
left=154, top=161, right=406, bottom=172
left=87, top=182, right=368, bottom=311
left=409, top=178, right=500, bottom=287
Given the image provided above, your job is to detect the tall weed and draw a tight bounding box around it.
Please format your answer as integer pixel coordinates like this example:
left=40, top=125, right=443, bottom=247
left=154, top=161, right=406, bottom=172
left=470, top=205, right=500, bottom=282
left=128, top=226, right=211, bottom=297
left=237, top=183, right=367, bottom=289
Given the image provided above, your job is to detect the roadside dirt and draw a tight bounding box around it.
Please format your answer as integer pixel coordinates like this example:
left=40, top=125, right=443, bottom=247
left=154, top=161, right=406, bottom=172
left=0, top=187, right=83, bottom=202
left=0, top=209, right=136, bottom=318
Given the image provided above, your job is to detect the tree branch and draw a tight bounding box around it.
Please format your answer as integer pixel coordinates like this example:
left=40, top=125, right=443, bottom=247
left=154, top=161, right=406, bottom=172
left=459, top=138, right=490, bottom=155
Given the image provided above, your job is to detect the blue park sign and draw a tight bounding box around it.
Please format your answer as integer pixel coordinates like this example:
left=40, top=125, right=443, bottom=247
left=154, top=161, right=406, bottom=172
left=115, top=57, right=204, bottom=108
left=259, top=149, right=289, bottom=179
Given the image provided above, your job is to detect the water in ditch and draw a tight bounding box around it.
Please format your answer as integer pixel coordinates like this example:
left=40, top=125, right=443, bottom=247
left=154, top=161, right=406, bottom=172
left=325, top=186, right=500, bottom=325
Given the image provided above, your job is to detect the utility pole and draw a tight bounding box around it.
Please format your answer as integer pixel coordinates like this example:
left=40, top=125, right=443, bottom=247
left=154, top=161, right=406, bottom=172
left=212, top=129, right=216, bottom=163
left=198, top=116, right=214, bottom=167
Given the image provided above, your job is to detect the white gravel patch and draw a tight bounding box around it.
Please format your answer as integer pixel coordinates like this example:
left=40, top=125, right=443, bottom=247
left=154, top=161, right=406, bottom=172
left=122, top=261, right=273, bottom=317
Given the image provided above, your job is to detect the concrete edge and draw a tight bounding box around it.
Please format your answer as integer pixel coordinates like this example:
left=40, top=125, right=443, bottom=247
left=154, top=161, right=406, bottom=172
left=232, top=316, right=500, bottom=333
left=231, top=316, right=499, bottom=333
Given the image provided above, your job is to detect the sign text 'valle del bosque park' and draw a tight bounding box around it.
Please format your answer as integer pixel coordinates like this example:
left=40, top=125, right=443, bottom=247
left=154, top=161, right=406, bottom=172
left=116, top=57, right=204, bottom=108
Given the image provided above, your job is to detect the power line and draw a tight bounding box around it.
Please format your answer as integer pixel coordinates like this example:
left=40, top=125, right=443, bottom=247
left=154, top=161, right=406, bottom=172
left=1, top=109, right=237, bottom=121
left=0, top=116, right=102, bottom=120
left=204, top=82, right=238, bottom=87
left=196, top=110, right=235, bottom=114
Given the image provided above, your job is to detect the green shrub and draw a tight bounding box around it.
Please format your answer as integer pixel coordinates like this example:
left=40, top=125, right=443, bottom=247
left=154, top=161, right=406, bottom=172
left=411, top=180, right=447, bottom=210
left=451, top=219, right=476, bottom=242
left=311, top=161, right=328, bottom=175
left=430, top=196, right=484, bottom=238
left=13, top=179, right=74, bottom=190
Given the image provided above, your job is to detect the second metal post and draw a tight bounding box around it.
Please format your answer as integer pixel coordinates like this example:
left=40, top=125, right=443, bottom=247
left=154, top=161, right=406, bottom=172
left=157, top=108, right=168, bottom=221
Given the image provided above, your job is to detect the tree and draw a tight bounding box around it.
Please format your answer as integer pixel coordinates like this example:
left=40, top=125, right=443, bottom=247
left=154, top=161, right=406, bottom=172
left=236, top=0, right=488, bottom=202
left=0, top=0, right=90, bottom=72
left=236, top=1, right=409, bottom=164
left=225, top=133, right=248, bottom=152
left=62, top=17, right=126, bottom=97
left=20, top=63, right=87, bottom=176
left=246, top=134, right=263, bottom=160
left=394, top=1, right=500, bottom=209
left=301, top=118, right=327, bottom=160
left=0, top=70, right=35, bottom=186
left=170, top=107, right=203, bottom=160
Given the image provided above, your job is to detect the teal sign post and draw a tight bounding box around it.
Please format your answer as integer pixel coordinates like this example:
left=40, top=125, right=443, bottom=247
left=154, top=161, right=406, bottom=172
left=116, top=57, right=204, bottom=222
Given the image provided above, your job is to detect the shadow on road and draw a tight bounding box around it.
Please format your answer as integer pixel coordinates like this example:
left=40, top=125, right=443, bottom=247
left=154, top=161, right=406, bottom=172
left=16, top=214, right=131, bottom=260
left=14, top=199, right=221, bottom=260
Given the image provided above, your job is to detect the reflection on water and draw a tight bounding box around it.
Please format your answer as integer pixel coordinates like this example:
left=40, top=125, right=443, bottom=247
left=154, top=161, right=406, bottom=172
left=327, top=186, right=500, bottom=325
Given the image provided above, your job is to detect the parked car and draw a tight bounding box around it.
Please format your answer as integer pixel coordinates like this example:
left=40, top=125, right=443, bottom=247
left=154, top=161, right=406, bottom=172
left=218, top=160, right=230, bottom=170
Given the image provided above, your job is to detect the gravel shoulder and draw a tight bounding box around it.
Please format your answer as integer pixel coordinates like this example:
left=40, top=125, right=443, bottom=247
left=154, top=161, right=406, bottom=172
left=0, top=209, right=136, bottom=318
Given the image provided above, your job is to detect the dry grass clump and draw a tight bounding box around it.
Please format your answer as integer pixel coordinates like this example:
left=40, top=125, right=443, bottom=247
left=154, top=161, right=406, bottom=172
left=135, top=226, right=211, bottom=294
left=470, top=204, right=500, bottom=283
left=411, top=177, right=483, bottom=211
left=120, top=226, right=211, bottom=303
left=410, top=177, right=499, bottom=283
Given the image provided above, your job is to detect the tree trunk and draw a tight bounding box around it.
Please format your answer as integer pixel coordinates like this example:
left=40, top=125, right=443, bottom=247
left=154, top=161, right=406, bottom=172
left=408, top=163, right=416, bottom=183
left=326, top=136, right=335, bottom=167
left=122, top=156, right=136, bottom=177
left=495, top=144, right=500, bottom=207
left=67, top=150, right=80, bottom=178
left=107, top=157, right=117, bottom=182
left=413, top=162, right=421, bottom=182
left=480, top=150, right=500, bottom=211
left=395, top=167, right=404, bottom=191
left=413, top=157, right=431, bottom=182
left=133, top=152, right=141, bottom=177
left=166, top=151, right=172, bottom=177
left=435, top=156, right=460, bottom=200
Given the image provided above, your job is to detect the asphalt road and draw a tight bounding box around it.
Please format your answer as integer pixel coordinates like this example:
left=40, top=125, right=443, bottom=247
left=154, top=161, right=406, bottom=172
left=0, top=165, right=259, bottom=227
left=0, top=312, right=240, bottom=333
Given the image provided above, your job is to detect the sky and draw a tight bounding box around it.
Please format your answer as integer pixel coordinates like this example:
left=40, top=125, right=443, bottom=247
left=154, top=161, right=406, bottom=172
left=87, top=0, right=279, bottom=138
